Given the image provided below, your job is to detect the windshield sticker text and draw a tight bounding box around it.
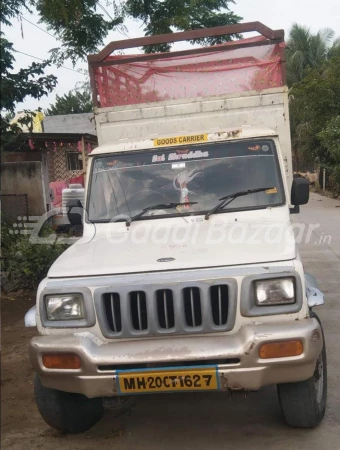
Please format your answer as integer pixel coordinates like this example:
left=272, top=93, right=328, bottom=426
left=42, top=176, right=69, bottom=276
left=172, top=162, right=186, bottom=169
left=168, top=150, right=209, bottom=161
left=152, top=154, right=166, bottom=163
left=152, top=150, right=209, bottom=163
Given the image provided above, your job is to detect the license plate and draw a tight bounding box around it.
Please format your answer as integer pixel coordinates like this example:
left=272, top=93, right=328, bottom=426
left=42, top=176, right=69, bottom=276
left=117, top=366, right=219, bottom=394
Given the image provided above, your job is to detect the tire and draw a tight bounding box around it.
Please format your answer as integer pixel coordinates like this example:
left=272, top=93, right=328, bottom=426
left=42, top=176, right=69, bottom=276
left=34, top=374, right=104, bottom=433
left=277, top=311, right=327, bottom=428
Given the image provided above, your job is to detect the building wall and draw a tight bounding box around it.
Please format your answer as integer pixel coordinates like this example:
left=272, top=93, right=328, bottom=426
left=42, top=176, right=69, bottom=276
left=43, top=113, right=97, bottom=135
left=51, top=145, right=90, bottom=182
left=2, top=151, right=43, bottom=163
left=1, top=162, right=48, bottom=216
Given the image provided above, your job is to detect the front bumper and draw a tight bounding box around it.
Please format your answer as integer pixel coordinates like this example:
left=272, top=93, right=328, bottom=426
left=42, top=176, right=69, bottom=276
left=30, top=318, right=322, bottom=398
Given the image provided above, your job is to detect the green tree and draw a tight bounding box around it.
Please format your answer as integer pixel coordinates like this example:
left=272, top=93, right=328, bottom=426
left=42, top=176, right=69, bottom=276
left=318, top=116, right=340, bottom=163
left=1, top=1, right=57, bottom=151
left=286, top=23, right=340, bottom=86
left=35, top=0, right=242, bottom=63
left=289, top=55, right=340, bottom=192
left=125, top=0, right=242, bottom=52
left=2, top=1, right=242, bottom=148
left=318, top=116, right=340, bottom=194
left=46, top=90, right=92, bottom=115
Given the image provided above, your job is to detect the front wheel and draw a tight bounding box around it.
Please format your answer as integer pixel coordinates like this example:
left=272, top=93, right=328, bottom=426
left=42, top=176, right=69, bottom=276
left=277, top=312, right=327, bottom=428
left=34, top=374, right=104, bottom=433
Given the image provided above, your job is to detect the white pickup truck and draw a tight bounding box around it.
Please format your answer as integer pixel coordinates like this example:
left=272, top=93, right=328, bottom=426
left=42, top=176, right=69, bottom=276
left=26, top=22, right=327, bottom=433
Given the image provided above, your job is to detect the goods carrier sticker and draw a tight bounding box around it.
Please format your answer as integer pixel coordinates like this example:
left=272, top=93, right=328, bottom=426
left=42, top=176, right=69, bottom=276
left=154, top=134, right=208, bottom=147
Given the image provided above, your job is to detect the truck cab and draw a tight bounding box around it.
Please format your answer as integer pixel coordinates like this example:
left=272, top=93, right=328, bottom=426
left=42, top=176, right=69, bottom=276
left=27, top=22, right=326, bottom=433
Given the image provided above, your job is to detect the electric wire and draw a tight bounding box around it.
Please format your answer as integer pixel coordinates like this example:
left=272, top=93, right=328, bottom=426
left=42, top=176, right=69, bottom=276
left=15, top=50, right=85, bottom=74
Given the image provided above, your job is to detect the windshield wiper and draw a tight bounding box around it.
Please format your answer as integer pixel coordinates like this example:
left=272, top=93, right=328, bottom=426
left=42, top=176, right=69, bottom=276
left=126, top=202, right=198, bottom=227
left=204, top=187, right=275, bottom=220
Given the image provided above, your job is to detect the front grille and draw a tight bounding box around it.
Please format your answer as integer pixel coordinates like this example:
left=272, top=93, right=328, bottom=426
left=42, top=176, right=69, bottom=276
left=210, top=285, right=229, bottom=326
left=183, top=287, right=202, bottom=327
left=103, top=293, right=122, bottom=333
left=98, top=279, right=236, bottom=338
left=156, top=289, right=175, bottom=329
left=130, top=291, right=148, bottom=331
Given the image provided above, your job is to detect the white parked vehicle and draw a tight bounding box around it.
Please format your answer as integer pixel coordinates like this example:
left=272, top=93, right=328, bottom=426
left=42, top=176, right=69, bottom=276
left=26, top=22, right=327, bottom=433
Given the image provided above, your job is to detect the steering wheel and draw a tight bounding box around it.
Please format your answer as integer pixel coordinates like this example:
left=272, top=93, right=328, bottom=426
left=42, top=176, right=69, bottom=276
left=127, top=189, right=170, bottom=208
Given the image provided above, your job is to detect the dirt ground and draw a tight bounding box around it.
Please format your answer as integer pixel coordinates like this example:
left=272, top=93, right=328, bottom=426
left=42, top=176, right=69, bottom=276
left=1, top=293, right=133, bottom=449
left=1, top=193, right=340, bottom=450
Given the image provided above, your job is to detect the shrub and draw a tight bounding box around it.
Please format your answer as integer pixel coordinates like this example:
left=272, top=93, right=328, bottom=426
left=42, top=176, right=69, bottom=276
left=328, top=166, right=340, bottom=197
left=1, top=218, right=69, bottom=290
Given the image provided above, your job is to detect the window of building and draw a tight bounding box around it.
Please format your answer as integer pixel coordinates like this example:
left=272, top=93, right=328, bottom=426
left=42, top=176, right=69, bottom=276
left=66, top=152, right=83, bottom=171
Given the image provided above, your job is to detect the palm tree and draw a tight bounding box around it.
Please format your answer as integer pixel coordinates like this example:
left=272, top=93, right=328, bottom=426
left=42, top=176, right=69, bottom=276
left=328, top=37, right=340, bottom=58
left=286, top=24, right=339, bottom=86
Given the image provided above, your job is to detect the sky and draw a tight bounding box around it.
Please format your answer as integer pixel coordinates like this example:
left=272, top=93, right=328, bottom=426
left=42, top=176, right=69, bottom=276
left=4, top=0, right=340, bottom=113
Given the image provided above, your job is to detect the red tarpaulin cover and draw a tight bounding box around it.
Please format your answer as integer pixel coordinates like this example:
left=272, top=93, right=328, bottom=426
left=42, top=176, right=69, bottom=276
left=93, top=36, right=285, bottom=108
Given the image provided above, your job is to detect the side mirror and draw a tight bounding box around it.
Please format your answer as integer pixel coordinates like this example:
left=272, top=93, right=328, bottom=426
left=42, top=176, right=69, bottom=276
left=66, top=199, right=83, bottom=226
left=291, top=177, right=309, bottom=206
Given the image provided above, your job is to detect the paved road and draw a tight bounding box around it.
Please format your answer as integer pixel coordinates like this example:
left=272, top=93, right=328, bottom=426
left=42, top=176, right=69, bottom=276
left=2, top=193, right=339, bottom=450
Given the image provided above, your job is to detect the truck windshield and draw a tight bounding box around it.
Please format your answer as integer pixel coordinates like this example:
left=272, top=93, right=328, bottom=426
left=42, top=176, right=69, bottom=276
left=88, top=140, right=285, bottom=222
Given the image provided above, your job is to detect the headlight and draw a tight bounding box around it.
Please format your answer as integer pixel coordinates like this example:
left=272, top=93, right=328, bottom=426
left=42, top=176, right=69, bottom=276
left=45, top=294, right=84, bottom=320
left=255, top=278, right=295, bottom=306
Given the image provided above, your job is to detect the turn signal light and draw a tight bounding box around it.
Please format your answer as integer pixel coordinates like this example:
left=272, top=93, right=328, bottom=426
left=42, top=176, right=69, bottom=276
left=259, top=340, right=303, bottom=359
left=42, top=354, right=81, bottom=369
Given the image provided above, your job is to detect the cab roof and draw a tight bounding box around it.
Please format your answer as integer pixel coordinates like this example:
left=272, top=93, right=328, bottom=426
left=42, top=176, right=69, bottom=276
left=90, top=125, right=277, bottom=156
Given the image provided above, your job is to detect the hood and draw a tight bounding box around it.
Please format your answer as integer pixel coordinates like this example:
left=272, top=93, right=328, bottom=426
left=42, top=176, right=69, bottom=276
left=48, top=209, right=296, bottom=278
